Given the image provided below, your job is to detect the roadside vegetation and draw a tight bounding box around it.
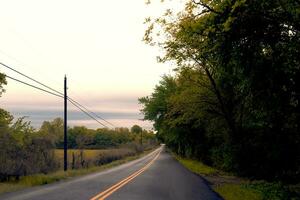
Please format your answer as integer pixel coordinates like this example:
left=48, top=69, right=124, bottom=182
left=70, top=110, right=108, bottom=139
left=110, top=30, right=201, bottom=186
left=175, top=155, right=299, bottom=200
left=0, top=148, right=156, bottom=194
left=140, top=0, right=300, bottom=199
left=0, top=93, right=158, bottom=194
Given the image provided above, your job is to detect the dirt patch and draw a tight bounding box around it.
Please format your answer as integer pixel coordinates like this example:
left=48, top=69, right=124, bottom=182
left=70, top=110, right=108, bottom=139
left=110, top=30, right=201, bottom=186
left=202, top=174, right=246, bottom=187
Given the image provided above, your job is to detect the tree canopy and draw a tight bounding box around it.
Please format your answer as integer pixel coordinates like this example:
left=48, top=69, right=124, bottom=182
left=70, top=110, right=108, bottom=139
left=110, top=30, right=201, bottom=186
left=140, top=0, right=300, bottom=182
left=130, top=125, right=143, bottom=134
left=0, top=73, right=6, bottom=97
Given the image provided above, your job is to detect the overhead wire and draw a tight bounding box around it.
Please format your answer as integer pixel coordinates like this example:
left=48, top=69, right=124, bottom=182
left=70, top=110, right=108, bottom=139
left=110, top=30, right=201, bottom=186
left=68, top=100, right=108, bottom=128
left=6, top=74, right=109, bottom=128
left=1, top=62, right=114, bottom=128
left=5, top=75, right=64, bottom=98
left=67, top=97, right=116, bottom=128
left=0, top=62, right=64, bottom=96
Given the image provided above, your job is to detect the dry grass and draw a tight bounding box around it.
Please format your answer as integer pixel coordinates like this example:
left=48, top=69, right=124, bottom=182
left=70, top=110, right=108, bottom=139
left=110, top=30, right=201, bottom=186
left=54, top=149, right=110, bottom=166
left=55, top=149, right=112, bottom=159
left=55, top=148, right=138, bottom=169
left=0, top=148, right=157, bottom=195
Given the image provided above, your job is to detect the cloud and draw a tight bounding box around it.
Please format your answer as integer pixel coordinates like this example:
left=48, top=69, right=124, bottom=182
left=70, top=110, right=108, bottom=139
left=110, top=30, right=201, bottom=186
left=5, top=107, right=152, bottom=129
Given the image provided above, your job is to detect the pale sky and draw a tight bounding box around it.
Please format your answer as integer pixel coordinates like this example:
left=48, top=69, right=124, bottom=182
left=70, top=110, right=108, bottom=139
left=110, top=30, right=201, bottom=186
left=0, top=0, right=183, bottom=129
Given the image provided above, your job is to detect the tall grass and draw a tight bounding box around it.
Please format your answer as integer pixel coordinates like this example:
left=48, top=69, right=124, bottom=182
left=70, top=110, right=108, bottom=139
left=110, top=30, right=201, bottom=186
left=0, top=147, right=157, bottom=195
left=54, top=149, right=112, bottom=168
left=55, top=146, right=142, bottom=169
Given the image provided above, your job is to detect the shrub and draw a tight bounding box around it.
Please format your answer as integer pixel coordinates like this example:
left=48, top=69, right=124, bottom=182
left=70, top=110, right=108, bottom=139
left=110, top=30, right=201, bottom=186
left=94, top=148, right=136, bottom=166
left=0, top=114, right=59, bottom=181
left=246, top=181, right=299, bottom=200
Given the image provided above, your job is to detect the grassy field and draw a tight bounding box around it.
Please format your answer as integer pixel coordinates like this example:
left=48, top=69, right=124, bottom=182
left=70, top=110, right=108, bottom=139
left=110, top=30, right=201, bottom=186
left=0, top=148, right=157, bottom=195
left=54, top=149, right=111, bottom=166
left=54, top=148, right=139, bottom=169
left=54, top=149, right=113, bottom=160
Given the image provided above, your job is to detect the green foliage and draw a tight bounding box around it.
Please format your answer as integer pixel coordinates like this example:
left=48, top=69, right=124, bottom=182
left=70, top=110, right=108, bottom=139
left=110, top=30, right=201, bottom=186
left=214, top=184, right=262, bottom=200
left=0, top=148, right=157, bottom=195
left=131, top=125, right=142, bottom=134
left=39, top=118, right=157, bottom=149
left=141, top=0, right=300, bottom=182
left=175, top=154, right=299, bottom=200
left=0, top=73, right=6, bottom=97
left=0, top=108, right=13, bottom=130
left=175, top=155, right=219, bottom=176
left=0, top=111, right=58, bottom=181
left=39, top=118, right=63, bottom=145
left=246, top=182, right=300, bottom=200
left=0, top=108, right=157, bottom=183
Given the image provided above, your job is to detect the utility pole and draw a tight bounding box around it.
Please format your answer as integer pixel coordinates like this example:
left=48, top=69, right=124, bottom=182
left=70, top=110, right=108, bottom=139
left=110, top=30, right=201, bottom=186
left=140, top=131, right=143, bottom=147
left=64, top=75, right=68, bottom=171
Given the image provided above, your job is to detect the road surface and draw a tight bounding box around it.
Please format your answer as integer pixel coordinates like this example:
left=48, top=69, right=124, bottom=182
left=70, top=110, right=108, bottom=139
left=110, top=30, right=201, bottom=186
left=0, top=146, right=221, bottom=200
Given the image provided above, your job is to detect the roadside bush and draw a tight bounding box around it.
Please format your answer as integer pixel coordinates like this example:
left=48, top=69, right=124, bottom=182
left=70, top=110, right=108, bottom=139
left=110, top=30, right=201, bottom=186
left=0, top=111, right=59, bottom=181
left=120, top=142, right=144, bottom=153
left=94, top=148, right=136, bottom=166
left=245, top=181, right=300, bottom=200
left=68, top=141, right=158, bottom=169
left=0, top=136, right=58, bottom=181
left=70, top=150, right=89, bottom=169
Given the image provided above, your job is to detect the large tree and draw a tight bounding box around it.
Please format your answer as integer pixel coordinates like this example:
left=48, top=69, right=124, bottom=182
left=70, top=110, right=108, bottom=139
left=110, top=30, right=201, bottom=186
left=142, top=0, right=300, bottom=181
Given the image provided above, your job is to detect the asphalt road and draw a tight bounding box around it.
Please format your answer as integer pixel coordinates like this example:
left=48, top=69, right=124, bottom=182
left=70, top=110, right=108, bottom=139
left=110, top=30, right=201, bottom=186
left=0, top=146, right=221, bottom=200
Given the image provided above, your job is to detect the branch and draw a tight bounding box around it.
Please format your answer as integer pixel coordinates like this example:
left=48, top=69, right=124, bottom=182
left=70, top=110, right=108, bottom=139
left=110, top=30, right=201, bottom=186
left=192, top=0, right=221, bottom=15
left=187, top=52, right=237, bottom=137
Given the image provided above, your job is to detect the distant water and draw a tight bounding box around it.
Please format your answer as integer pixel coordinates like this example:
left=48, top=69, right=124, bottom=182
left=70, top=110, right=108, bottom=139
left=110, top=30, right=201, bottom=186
left=7, top=109, right=152, bottom=130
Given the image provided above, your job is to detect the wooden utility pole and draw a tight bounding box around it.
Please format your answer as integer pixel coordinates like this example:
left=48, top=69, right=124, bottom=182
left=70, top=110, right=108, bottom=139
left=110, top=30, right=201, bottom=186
left=141, top=131, right=143, bottom=146
left=64, top=75, right=68, bottom=171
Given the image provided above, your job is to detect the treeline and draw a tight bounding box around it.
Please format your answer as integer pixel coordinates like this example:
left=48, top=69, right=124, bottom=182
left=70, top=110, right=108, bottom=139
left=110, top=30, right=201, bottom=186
left=140, top=0, right=300, bottom=183
left=0, top=108, right=156, bottom=181
left=39, top=118, right=156, bottom=149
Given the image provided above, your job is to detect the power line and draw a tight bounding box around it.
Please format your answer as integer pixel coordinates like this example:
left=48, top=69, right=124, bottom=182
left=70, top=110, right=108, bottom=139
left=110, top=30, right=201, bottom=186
left=68, top=99, right=108, bottom=128
left=0, top=62, right=64, bottom=96
left=5, top=75, right=64, bottom=98
left=6, top=75, right=108, bottom=128
left=1, top=62, right=115, bottom=128
left=90, top=110, right=116, bottom=128
left=68, top=97, right=116, bottom=128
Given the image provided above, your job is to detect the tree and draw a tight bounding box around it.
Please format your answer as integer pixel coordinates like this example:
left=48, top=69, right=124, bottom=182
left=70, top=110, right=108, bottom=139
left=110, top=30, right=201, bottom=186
left=130, top=125, right=142, bottom=134
left=142, top=0, right=300, bottom=182
left=139, top=75, right=177, bottom=138
left=39, top=118, right=64, bottom=146
left=0, top=73, right=6, bottom=97
left=0, top=110, right=58, bottom=181
left=130, top=125, right=143, bottom=145
left=0, top=108, right=13, bottom=129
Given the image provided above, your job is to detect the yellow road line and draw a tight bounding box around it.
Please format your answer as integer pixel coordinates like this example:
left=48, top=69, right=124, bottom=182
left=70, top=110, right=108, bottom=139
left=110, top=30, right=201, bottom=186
left=89, top=167, right=144, bottom=200
left=89, top=150, right=161, bottom=200
left=89, top=150, right=160, bottom=200
left=98, top=153, right=160, bottom=200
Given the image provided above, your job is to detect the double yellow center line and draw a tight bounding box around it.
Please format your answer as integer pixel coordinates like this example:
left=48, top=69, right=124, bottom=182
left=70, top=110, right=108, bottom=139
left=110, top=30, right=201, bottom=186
left=90, top=149, right=162, bottom=200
